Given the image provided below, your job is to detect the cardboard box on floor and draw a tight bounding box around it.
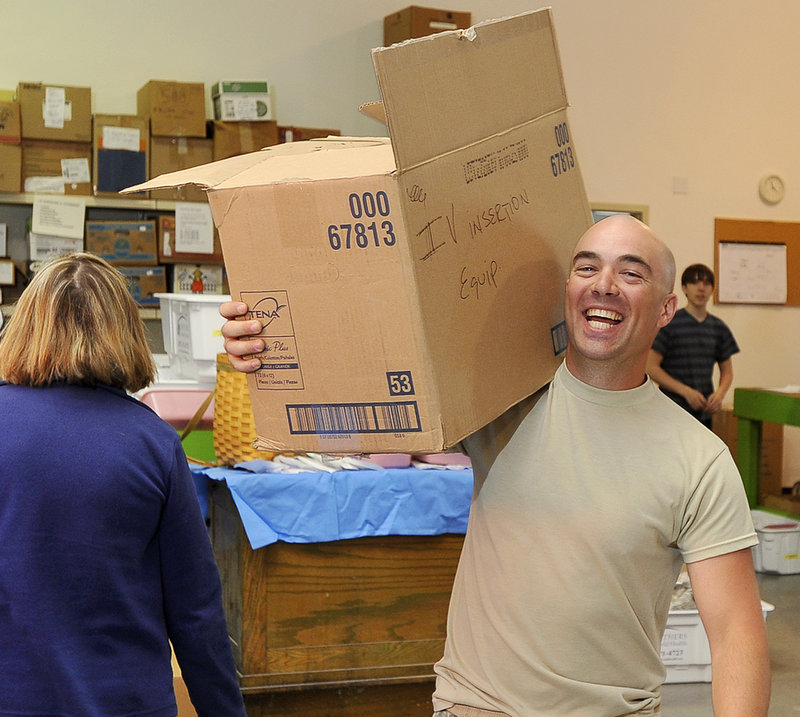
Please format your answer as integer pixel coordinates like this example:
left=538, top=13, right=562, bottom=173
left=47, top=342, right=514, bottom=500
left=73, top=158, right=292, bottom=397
left=125, top=9, right=592, bottom=454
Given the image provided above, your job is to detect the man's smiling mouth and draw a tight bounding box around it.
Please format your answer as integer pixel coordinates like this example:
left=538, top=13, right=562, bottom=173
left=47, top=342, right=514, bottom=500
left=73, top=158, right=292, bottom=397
left=585, top=308, right=623, bottom=330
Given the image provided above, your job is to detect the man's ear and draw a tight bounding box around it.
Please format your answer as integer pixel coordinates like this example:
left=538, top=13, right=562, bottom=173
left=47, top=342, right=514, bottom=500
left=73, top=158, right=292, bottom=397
left=659, top=293, right=678, bottom=327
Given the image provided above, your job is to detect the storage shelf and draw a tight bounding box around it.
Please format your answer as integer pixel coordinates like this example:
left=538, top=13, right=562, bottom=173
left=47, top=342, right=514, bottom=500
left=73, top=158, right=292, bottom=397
left=0, top=191, right=176, bottom=211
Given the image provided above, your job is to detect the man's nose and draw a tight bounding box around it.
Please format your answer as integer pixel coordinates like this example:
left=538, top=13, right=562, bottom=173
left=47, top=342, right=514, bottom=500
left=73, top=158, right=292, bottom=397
left=591, top=268, right=619, bottom=295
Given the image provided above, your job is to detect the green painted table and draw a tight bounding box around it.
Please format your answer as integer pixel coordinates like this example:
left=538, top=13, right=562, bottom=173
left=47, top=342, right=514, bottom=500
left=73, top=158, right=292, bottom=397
left=734, top=387, right=800, bottom=512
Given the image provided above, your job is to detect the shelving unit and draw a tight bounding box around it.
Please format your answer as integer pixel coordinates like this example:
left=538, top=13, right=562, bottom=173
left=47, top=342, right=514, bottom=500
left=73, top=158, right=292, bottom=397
left=0, top=192, right=180, bottom=341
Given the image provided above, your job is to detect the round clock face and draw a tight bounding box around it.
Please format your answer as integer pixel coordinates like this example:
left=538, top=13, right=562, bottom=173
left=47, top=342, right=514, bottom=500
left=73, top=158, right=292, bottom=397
left=759, top=174, right=785, bottom=204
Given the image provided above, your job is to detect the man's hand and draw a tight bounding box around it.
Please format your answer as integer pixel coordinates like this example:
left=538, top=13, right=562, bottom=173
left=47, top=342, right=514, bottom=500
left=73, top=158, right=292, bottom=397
left=220, top=301, right=263, bottom=373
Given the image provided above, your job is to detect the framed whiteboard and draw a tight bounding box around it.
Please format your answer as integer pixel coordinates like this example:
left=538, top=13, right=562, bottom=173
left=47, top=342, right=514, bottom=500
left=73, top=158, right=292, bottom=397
left=715, top=217, right=800, bottom=306
left=718, top=242, right=787, bottom=304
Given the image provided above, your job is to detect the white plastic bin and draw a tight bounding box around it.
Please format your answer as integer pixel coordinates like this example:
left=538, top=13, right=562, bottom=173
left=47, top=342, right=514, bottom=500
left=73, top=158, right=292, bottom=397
left=751, top=509, right=800, bottom=574
left=662, top=601, right=774, bottom=683
left=156, top=293, right=231, bottom=382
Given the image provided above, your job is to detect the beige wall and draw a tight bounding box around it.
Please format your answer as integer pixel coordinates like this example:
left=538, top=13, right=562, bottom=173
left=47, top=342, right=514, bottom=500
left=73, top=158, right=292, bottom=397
left=3, top=1, right=798, bottom=482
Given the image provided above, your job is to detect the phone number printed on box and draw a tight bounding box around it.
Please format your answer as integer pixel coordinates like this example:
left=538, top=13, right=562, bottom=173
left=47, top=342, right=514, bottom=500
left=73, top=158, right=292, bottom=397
left=327, top=191, right=397, bottom=250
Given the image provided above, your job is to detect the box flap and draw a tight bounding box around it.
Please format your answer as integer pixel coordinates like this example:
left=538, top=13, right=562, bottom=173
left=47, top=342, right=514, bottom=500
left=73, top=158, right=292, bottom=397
left=372, top=8, right=567, bottom=171
left=122, top=137, right=394, bottom=194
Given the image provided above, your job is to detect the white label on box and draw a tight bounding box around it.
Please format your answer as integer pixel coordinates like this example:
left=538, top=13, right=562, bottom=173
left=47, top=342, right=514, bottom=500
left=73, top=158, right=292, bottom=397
left=61, top=158, right=91, bottom=184
left=43, top=86, right=66, bottom=128
left=102, top=126, right=141, bottom=152
left=25, top=176, right=65, bottom=194
left=0, top=259, right=15, bottom=286
left=232, top=96, right=259, bottom=120
left=31, top=195, right=86, bottom=239
left=0, top=223, right=6, bottom=256
left=175, top=202, right=214, bottom=254
left=29, top=232, right=83, bottom=261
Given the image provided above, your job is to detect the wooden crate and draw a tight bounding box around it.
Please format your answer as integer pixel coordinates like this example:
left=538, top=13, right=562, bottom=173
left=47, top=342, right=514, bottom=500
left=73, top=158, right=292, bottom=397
left=210, top=483, right=463, bottom=716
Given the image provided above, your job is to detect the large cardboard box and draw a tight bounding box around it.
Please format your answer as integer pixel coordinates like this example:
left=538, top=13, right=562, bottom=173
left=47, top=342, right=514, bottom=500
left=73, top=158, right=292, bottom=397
left=148, top=136, right=212, bottom=202
left=0, top=101, right=21, bottom=143
left=17, top=82, right=92, bottom=142
left=93, top=114, right=149, bottom=197
left=22, top=139, right=92, bottom=195
left=384, top=5, right=471, bottom=45
left=85, top=219, right=158, bottom=265
left=0, top=144, right=22, bottom=192
left=126, top=10, right=592, bottom=454
left=211, top=120, right=279, bottom=161
left=137, top=81, right=206, bottom=138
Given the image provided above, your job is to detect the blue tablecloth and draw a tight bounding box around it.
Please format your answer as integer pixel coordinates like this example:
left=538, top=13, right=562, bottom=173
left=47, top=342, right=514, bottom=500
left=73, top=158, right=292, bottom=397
left=193, top=464, right=473, bottom=550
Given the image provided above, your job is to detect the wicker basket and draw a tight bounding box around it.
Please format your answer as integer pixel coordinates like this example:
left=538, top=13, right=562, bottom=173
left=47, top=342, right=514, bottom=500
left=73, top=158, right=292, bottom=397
left=213, top=352, right=275, bottom=465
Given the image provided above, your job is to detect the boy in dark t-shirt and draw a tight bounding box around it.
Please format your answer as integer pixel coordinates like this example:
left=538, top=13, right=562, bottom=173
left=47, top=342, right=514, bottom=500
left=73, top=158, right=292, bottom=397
left=647, top=263, right=739, bottom=428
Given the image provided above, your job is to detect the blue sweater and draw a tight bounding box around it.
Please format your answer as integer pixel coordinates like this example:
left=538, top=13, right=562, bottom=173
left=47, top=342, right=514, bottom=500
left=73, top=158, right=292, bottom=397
left=0, top=382, right=245, bottom=717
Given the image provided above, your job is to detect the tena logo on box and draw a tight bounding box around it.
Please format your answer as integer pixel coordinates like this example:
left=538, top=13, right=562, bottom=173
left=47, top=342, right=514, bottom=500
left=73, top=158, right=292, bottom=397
left=242, top=290, right=303, bottom=391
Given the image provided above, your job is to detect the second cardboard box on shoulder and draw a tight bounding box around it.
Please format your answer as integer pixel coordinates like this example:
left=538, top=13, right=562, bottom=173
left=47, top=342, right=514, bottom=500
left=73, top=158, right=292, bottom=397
left=125, top=8, right=593, bottom=455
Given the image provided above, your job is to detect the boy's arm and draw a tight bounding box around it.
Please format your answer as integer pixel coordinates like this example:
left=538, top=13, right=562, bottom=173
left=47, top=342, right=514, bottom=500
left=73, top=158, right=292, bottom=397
left=706, top=357, right=734, bottom=414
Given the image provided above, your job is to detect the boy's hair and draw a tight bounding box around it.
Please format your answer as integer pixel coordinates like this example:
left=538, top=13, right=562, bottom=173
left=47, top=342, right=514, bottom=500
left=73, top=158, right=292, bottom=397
left=0, top=252, right=156, bottom=391
left=681, top=263, right=715, bottom=288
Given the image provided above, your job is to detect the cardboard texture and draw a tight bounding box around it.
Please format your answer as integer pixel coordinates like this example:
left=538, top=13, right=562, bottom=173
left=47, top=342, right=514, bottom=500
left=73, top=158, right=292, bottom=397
left=384, top=5, right=471, bottom=45
left=22, top=139, right=92, bottom=195
left=211, top=80, right=272, bottom=122
left=125, top=9, right=592, bottom=454
left=211, top=120, right=279, bottom=161
left=85, top=220, right=158, bottom=265
left=0, top=144, right=22, bottom=192
left=0, top=101, right=21, bottom=143
left=148, top=137, right=212, bottom=202
left=157, top=214, right=224, bottom=264
left=17, top=83, right=92, bottom=142
left=137, top=81, right=206, bottom=138
left=93, top=114, right=149, bottom=197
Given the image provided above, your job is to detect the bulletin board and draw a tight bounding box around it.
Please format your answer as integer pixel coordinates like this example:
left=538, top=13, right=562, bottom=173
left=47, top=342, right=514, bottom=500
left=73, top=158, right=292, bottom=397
left=714, top=217, right=800, bottom=306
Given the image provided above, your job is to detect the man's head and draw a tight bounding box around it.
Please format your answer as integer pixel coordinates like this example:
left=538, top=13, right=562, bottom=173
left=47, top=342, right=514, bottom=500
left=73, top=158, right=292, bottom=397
left=564, top=215, right=677, bottom=389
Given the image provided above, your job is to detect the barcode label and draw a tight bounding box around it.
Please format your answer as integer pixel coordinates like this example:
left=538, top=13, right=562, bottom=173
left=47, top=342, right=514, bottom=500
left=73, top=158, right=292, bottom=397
left=287, top=401, right=421, bottom=435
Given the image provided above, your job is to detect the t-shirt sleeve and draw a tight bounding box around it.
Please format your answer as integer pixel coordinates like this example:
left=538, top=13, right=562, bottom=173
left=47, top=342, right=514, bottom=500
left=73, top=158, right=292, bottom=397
left=715, top=320, right=740, bottom=362
left=677, top=446, right=756, bottom=563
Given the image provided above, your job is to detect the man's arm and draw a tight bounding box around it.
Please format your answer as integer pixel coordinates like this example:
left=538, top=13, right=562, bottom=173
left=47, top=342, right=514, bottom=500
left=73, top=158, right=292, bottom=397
left=646, top=348, right=708, bottom=411
left=686, top=549, right=771, bottom=717
left=706, top=357, right=734, bottom=414
left=220, top=301, right=263, bottom=373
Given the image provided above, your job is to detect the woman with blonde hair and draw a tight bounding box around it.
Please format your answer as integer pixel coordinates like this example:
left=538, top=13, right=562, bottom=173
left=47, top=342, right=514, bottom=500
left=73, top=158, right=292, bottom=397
left=0, top=253, right=245, bottom=717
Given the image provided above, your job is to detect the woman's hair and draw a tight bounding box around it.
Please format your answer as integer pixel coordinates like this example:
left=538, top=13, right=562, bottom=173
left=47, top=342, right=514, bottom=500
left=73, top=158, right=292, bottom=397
left=681, top=263, right=715, bottom=288
left=0, top=252, right=155, bottom=392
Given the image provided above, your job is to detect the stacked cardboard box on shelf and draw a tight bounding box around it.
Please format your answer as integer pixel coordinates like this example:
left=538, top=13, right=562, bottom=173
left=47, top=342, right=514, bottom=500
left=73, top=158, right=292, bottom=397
left=93, top=114, right=149, bottom=197
left=383, top=5, right=471, bottom=44
left=84, top=219, right=165, bottom=306
left=17, top=82, right=93, bottom=196
left=137, top=80, right=211, bottom=203
left=0, top=98, right=21, bottom=192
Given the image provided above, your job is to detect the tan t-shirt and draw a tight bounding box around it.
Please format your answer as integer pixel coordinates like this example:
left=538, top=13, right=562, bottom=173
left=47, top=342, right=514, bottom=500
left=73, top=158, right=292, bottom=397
left=433, top=363, right=756, bottom=717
